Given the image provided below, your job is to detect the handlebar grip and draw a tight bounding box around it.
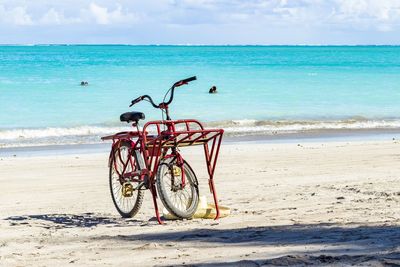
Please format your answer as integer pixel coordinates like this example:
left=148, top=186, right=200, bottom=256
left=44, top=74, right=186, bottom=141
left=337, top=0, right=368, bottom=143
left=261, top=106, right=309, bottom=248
left=182, top=76, right=197, bottom=83
left=129, top=96, right=143, bottom=107
left=173, top=76, right=197, bottom=87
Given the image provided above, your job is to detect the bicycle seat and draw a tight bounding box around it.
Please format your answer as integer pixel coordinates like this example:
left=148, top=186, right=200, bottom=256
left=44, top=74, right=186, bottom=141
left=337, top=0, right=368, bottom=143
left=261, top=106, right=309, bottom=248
left=120, top=111, right=145, bottom=123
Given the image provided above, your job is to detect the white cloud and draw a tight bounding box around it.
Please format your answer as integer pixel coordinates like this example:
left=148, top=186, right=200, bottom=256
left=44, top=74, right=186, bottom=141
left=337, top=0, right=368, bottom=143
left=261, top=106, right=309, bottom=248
left=1, top=1, right=399, bottom=30
left=1, top=0, right=400, bottom=43
left=40, top=8, right=63, bottom=25
left=0, top=2, right=139, bottom=26
left=200, top=0, right=400, bottom=32
left=0, top=5, right=33, bottom=25
left=89, top=3, right=111, bottom=24
left=88, top=3, right=138, bottom=25
left=332, top=0, right=400, bottom=31
left=335, top=0, right=400, bottom=21
left=172, top=0, right=217, bottom=10
left=39, top=8, right=81, bottom=25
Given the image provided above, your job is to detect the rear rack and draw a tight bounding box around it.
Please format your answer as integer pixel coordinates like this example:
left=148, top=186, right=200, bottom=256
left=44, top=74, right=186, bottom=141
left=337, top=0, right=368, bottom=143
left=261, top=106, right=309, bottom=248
left=101, top=131, right=140, bottom=141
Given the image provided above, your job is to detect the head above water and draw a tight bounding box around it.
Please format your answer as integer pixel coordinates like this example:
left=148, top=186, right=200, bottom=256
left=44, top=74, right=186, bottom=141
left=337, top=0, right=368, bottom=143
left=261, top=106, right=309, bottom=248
left=209, top=85, right=217, bottom=93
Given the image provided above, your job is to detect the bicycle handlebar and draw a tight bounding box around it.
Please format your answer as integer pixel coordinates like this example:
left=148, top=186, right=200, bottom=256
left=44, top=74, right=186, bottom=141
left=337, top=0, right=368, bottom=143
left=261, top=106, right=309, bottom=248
left=129, top=76, right=197, bottom=108
left=129, top=95, right=158, bottom=108
left=173, top=76, right=197, bottom=87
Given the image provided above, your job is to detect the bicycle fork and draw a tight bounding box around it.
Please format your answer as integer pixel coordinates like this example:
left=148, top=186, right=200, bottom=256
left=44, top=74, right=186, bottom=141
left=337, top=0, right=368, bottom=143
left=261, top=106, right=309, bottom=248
left=165, top=150, right=186, bottom=190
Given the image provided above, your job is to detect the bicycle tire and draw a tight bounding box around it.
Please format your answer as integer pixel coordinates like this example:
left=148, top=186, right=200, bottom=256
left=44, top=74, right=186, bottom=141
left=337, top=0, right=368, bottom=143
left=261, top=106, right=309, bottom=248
left=109, top=141, right=144, bottom=218
left=156, top=158, right=199, bottom=219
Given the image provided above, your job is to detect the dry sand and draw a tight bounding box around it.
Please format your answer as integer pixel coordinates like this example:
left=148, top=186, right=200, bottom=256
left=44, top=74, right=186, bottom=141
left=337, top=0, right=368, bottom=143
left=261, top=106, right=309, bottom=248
left=0, top=140, right=400, bottom=266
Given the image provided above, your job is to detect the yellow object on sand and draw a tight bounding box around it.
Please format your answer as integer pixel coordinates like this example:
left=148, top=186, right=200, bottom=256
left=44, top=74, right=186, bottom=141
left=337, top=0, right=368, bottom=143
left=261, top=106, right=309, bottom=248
left=163, top=196, right=230, bottom=220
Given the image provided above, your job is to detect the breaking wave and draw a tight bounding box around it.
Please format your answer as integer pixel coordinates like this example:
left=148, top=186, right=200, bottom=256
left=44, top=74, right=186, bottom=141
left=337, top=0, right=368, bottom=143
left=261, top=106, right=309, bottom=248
left=1, top=118, right=400, bottom=148
left=206, top=118, right=400, bottom=136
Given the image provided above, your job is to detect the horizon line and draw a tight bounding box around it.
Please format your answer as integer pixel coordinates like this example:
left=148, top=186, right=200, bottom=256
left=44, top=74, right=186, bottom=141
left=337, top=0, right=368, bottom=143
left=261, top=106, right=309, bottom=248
left=1, top=43, right=400, bottom=47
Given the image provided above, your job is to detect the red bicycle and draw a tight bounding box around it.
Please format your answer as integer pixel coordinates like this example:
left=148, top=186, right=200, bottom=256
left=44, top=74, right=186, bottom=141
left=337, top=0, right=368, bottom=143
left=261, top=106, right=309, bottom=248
left=102, top=77, right=224, bottom=224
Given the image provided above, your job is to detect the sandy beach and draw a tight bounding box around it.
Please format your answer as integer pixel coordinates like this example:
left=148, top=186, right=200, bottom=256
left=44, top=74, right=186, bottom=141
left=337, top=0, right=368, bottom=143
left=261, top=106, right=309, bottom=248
left=1, top=140, right=400, bottom=266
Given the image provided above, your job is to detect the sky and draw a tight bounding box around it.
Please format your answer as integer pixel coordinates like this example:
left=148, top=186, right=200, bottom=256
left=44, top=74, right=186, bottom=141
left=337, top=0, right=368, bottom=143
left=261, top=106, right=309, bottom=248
left=0, top=0, right=400, bottom=44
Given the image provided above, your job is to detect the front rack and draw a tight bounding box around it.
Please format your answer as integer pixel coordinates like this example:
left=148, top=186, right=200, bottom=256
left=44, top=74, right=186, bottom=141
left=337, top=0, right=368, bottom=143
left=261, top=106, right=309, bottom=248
left=144, top=119, right=223, bottom=147
left=142, top=119, right=224, bottom=220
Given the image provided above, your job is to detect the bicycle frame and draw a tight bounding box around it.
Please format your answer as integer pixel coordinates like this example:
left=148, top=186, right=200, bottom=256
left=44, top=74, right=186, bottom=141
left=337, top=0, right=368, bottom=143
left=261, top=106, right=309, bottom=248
left=102, top=119, right=224, bottom=224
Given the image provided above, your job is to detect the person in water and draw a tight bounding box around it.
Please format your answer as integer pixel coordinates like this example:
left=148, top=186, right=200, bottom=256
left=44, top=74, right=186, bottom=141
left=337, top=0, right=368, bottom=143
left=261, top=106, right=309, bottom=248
left=209, top=86, right=217, bottom=94
left=80, top=81, right=89, bottom=86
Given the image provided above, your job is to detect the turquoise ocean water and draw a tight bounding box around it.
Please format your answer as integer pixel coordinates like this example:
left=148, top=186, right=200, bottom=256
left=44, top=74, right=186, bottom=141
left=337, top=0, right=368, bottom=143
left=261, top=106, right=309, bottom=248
left=1, top=45, right=400, bottom=147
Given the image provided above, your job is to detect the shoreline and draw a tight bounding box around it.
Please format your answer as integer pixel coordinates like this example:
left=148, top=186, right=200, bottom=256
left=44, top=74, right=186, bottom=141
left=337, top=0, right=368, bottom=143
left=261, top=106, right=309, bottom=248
left=1, top=128, right=400, bottom=157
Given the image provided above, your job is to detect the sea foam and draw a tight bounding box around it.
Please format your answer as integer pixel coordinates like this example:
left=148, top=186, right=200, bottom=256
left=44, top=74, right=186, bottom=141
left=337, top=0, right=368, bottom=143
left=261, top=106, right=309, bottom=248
left=1, top=119, right=400, bottom=148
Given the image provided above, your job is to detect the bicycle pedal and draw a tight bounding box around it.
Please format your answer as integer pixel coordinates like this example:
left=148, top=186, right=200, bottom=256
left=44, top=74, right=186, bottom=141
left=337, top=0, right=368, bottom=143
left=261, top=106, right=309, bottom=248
left=122, top=183, right=134, bottom=197
left=172, top=166, right=181, bottom=177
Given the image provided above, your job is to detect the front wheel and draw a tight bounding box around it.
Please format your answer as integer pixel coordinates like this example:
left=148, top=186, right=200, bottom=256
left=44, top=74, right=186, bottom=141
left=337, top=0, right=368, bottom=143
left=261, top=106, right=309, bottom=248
left=156, top=157, right=199, bottom=219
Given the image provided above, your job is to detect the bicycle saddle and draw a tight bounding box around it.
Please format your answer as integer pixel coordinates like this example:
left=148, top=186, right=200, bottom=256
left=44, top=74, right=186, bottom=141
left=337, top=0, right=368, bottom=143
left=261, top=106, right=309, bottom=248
left=120, top=111, right=145, bottom=123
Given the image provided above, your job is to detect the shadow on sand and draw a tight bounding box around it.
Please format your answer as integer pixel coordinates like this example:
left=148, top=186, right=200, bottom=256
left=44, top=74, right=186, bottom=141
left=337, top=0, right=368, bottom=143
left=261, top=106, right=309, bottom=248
left=94, top=223, right=400, bottom=266
left=169, top=253, right=400, bottom=267
left=5, top=213, right=146, bottom=228
left=4, top=214, right=400, bottom=265
left=98, top=223, right=400, bottom=246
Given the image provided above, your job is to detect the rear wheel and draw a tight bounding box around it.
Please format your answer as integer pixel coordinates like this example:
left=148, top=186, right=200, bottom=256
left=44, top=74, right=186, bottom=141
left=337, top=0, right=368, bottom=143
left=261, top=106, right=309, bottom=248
left=156, top=157, right=199, bottom=219
left=109, top=141, right=144, bottom=218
